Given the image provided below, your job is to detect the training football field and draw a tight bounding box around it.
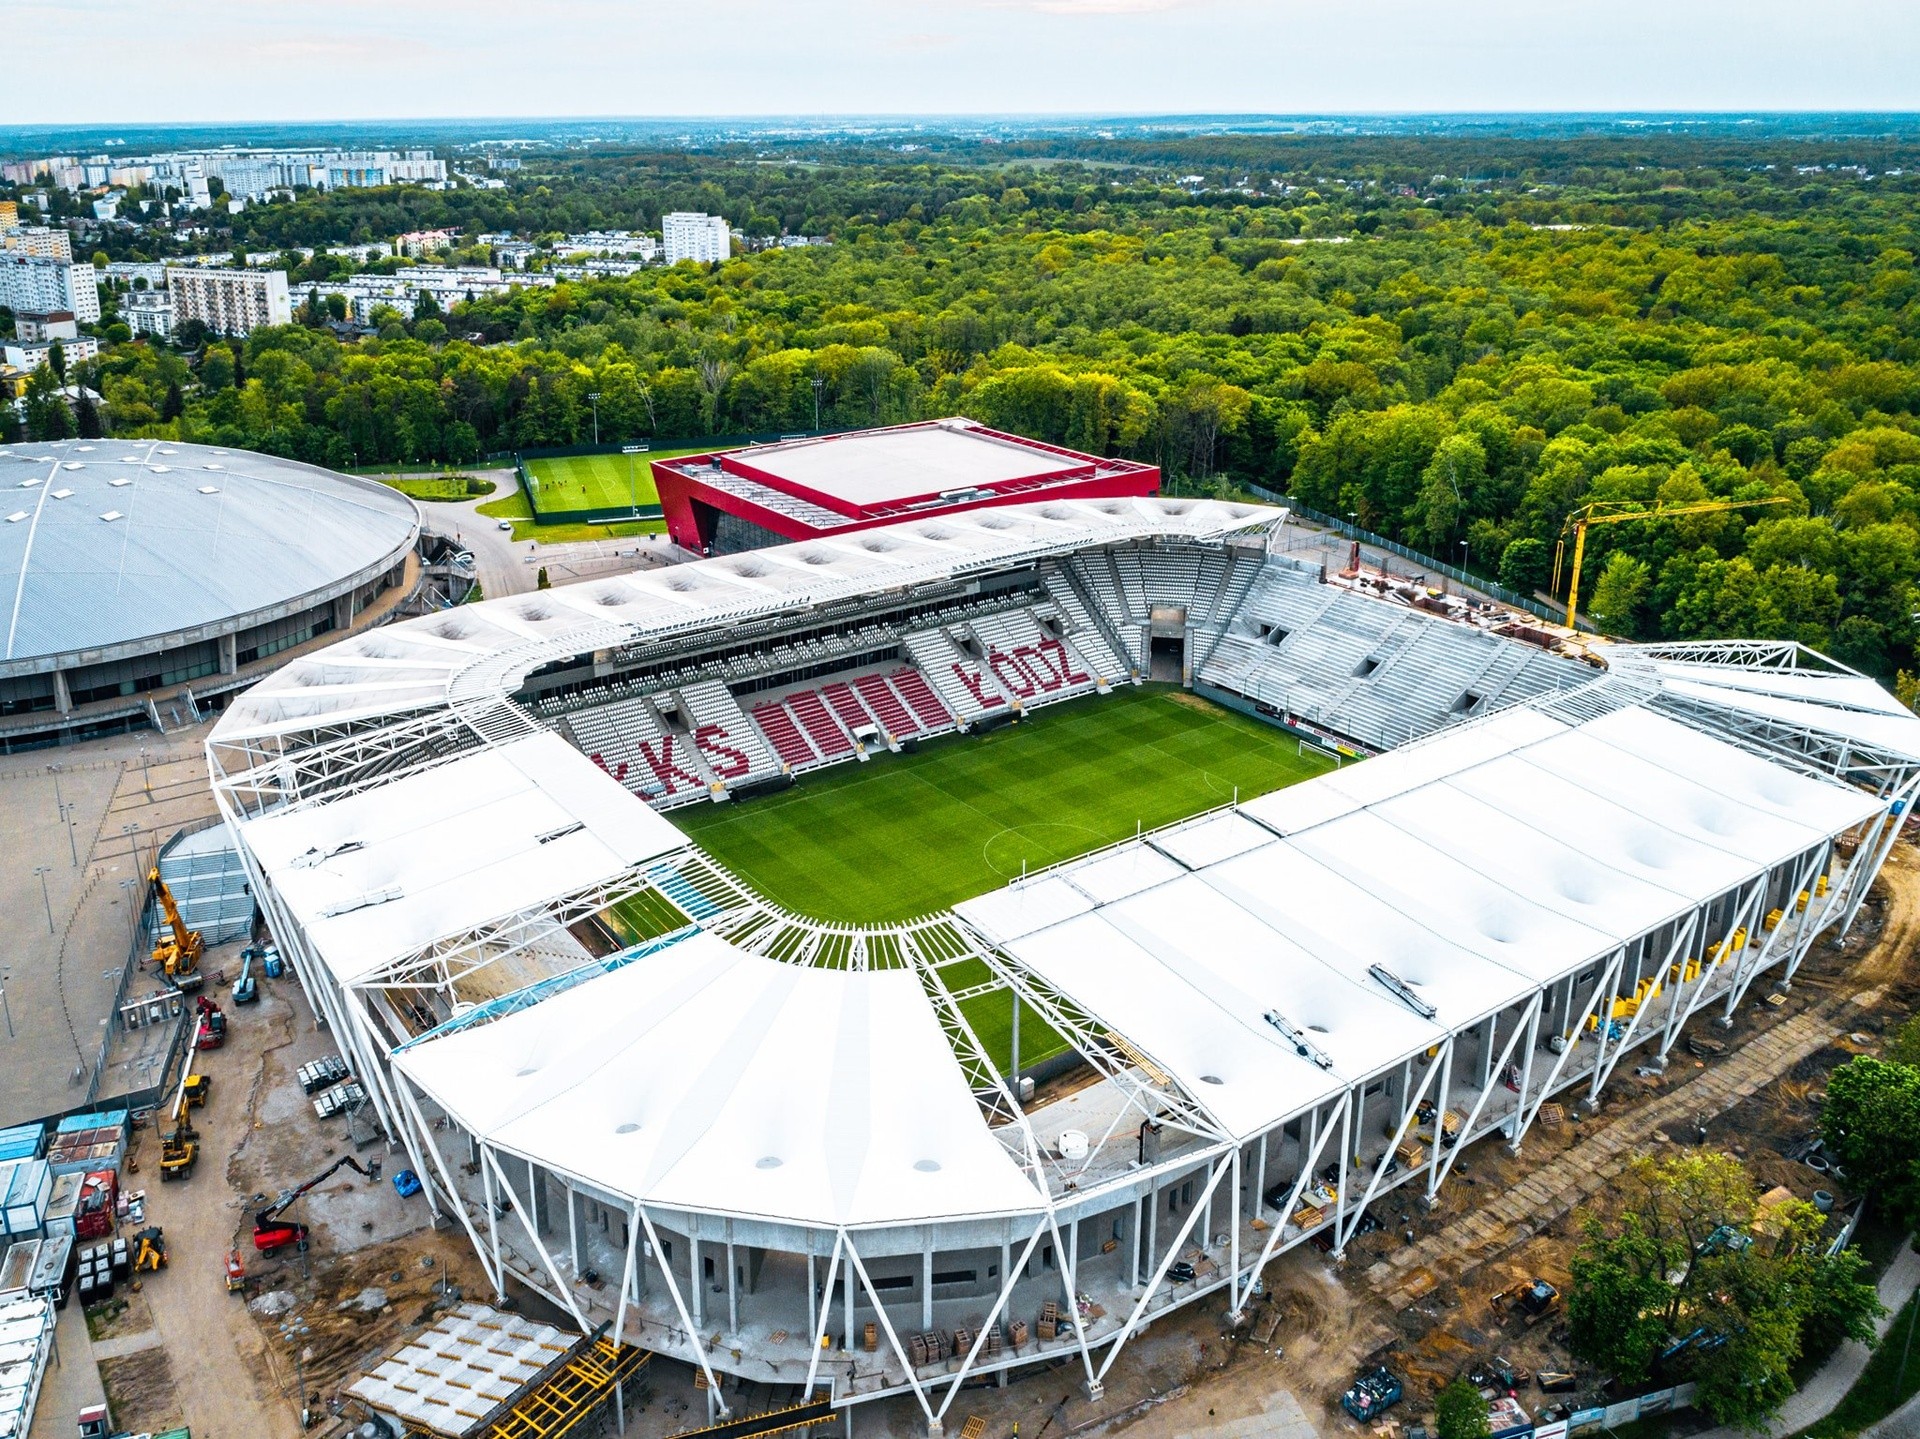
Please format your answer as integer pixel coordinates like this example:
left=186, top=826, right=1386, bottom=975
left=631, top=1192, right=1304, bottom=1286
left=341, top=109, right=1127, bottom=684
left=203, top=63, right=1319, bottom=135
left=523, top=445, right=710, bottom=513
left=671, top=685, right=1337, bottom=923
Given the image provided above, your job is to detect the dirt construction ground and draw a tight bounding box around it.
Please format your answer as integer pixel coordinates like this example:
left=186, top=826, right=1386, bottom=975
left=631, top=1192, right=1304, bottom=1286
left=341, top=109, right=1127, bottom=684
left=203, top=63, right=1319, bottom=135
left=30, top=840, right=1920, bottom=1439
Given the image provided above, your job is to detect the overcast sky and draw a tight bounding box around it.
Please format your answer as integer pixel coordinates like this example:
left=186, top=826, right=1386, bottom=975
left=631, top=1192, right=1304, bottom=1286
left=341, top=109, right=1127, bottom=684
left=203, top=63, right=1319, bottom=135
left=12, top=0, right=1919, bottom=126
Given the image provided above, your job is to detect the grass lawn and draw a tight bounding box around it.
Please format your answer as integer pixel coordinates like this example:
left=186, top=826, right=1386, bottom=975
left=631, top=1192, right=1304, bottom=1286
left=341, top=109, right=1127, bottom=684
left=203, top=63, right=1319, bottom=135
left=475, top=486, right=666, bottom=544
left=664, top=685, right=1335, bottom=1073
left=670, top=685, right=1336, bottom=924
left=523, top=444, right=712, bottom=515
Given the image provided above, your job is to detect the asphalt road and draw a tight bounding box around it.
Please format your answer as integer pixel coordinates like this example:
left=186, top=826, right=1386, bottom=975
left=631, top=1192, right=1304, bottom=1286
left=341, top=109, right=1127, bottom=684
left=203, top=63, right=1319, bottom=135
left=413, top=474, right=683, bottom=600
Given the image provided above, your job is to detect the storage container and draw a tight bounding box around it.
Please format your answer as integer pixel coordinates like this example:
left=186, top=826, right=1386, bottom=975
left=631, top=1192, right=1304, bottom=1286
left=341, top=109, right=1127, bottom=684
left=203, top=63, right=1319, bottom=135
left=0, top=1161, right=51, bottom=1238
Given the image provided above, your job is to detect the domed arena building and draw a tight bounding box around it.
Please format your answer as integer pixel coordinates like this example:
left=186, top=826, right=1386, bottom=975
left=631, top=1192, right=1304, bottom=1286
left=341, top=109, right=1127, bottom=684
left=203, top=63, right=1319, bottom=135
left=0, top=438, right=418, bottom=752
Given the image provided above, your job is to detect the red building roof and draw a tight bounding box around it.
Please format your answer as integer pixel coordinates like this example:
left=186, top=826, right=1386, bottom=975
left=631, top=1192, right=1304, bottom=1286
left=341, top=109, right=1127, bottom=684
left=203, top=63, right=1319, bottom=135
left=652, top=419, right=1160, bottom=553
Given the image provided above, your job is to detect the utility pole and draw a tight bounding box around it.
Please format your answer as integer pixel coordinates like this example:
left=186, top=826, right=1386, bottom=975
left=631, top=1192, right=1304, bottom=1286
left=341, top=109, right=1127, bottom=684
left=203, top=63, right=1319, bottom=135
left=588, top=391, right=602, bottom=446
left=812, top=376, right=824, bottom=432
left=34, top=866, right=53, bottom=934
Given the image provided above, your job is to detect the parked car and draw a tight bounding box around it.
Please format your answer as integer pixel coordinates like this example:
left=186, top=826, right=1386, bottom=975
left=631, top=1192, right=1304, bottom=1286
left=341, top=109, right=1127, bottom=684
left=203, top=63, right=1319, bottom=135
left=498, top=519, right=513, bottom=531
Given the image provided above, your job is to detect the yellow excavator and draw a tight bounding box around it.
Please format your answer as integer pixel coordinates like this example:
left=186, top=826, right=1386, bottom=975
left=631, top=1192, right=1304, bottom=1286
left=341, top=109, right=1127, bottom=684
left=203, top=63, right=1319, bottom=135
left=1555, top=497, right=1792, bottom=631
left=148, top=866, right=204, bottom=991
left=159, top=1063, right=208, bottom=1182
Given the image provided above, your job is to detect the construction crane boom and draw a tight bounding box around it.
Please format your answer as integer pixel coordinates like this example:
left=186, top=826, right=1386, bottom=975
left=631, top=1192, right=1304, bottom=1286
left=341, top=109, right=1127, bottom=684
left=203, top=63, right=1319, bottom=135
left=148, top=865, right=205, bottom=989
left=252, top=1153, right=380, bottom=1252
left=1558, top=497, right=1791, bottom=630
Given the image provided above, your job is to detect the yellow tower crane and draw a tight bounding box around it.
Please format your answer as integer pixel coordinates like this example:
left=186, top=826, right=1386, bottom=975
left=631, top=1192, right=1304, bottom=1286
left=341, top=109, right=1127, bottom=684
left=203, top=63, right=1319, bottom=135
left=1555, top=497, right=1792, bottom=630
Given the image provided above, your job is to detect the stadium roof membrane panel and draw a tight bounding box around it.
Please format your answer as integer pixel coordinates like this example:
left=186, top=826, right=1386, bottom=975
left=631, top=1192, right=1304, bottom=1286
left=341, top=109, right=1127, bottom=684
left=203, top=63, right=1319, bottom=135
left=395, top=931, right=1050, bottom=1227
left=242, top=734, right=686, bottom=985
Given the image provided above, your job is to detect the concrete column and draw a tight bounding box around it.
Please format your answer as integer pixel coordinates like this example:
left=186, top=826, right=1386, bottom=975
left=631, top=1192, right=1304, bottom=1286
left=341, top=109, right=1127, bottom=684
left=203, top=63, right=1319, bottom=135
left=691, top=1232, right=705, bottom=1327
left=528, top=1159, right=548, bottom=1235
left=843, top=1249, right=856, bottom=1350
left=1130, top=1194, right=1142, bottom=1287
left=219, top=632, right=237, bottom=675
left=52, top=668, right=72, bottom=715
left=922, top=1243, right=934, bottom=1330
left=568, top=1186, right=582, bottom=1275
left=1145, top=1184, right=1159, bottom=1279
left=331, top=593, right=354, bottom=630
left=726, top=1228, right=738, bottom=1334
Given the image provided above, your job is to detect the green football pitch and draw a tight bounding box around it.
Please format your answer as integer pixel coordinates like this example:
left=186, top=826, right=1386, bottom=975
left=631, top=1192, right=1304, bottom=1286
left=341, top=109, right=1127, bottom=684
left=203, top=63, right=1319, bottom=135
left=606, top=686, right=1339, bottom=1074
left=670, top=685, right=1336, bottom=923
left=523, top=445, right=710, bottom=513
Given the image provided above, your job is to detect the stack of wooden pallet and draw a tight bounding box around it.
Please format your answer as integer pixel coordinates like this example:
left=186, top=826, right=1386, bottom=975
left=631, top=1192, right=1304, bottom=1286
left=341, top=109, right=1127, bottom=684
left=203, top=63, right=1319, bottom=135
left=1036, top=1301, right=1061, bottom=1340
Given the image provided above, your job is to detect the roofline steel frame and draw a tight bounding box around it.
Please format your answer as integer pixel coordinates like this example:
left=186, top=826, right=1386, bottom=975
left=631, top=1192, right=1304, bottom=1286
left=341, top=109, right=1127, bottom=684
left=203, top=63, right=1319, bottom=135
left=205, top=519, right=1920, bottom=1421
left=221, top=817, right=1898, bottom=1418
left=377, top=830, right=1842, bottom=1416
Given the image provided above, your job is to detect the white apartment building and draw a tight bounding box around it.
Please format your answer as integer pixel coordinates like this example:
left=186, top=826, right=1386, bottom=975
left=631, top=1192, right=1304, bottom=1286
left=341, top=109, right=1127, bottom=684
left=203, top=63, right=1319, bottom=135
left=2, top=336, right=100, bottom=372
left=0, top=256, right=100, bottom=324
left=164, top=267, right=291, bottom=335
left=395, top=228, right=461, bottom=258
left=2, top=226, right=73, bottom=261
left=662, top=212, right=732, bottom=265
left=14, top=313, right=78, bottom=342
left=565, top=230, right=659, bottom=260
left=123, top=291, right=174, bottom=338
left=104, top=262, right=168, bottom=290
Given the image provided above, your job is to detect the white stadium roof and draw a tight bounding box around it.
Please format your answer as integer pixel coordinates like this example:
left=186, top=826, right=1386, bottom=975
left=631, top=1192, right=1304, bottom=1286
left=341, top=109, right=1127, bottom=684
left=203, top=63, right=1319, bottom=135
left=210, top=503, right=1920, bottom=1235
left=211, top=494, right=1277, bottom=744
left=394, top=930, right=1049, bottom=1227
left=240, top=735, right=686, bottom=986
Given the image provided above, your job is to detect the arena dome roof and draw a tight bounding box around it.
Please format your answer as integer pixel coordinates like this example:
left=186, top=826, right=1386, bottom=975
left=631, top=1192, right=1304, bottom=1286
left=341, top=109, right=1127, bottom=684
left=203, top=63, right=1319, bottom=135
left=0, top=438, right=418, bottom=674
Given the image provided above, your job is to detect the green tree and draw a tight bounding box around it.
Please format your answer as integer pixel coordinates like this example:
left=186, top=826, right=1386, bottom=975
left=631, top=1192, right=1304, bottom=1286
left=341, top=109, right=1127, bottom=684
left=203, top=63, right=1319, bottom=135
left=1435, top=1377, right=1491, bottom=1439
left=1587, top=551, right=1651, bottom=634
left=22, top=366, right=73, bottom=441
left=74, top=386, right=102, bottom=439
left=1822, top=1056, right=1920, bottom=1229
left=1886, top=1015, right=1920, bottom=1068
left=1567, top=1153, right=1881, bottom=1431
left=48, top=341, right=66, bottom=384
left=1498, top=537, right=1552, bottom=596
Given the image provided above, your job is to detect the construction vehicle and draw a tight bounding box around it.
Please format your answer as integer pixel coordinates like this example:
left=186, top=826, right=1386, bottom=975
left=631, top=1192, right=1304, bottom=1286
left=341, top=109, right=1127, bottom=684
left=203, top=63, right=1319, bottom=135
left=1492, top=1277, right=1560, bottom=1324
left=1554, top=497, right=1792, bottom=630
left=252, top=1154, right=380, bottom=1253
left=159, top=1065, right=206, bottom=1182
left=231, top=950, right=257, bottom=1005
left=131, top=1225, right=167, bottom=1272
left=193, top=995, right=226, bottom=1050
left=224, top=1248, right=247, bottom=1294
left=148, top=866, right=204, bottom=992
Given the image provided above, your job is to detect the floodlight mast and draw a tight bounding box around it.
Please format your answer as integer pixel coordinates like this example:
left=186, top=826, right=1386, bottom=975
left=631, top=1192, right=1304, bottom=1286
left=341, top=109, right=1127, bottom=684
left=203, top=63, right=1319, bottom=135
left=1262, top=1009, right=1334, bottom=1069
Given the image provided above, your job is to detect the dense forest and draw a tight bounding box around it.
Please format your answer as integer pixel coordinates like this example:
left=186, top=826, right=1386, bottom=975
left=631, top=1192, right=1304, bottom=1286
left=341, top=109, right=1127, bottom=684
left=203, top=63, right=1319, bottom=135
left=11, top=132, right=1920, bottom=678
